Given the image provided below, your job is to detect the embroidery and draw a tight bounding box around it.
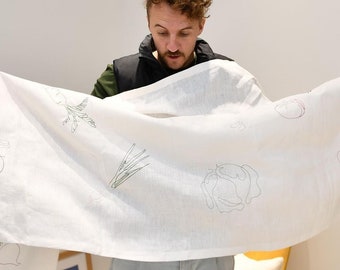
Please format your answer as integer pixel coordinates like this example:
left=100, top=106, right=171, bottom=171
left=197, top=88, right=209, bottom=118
left=109, top=143, right=150, bottom=189
left=202, top=163, right=261, bottom=213
left=275, top=98, right=306, bottom=119
left=0, top=243, right=21, bottom=266
left=0, top=140, right=10, bottom=173
left=46, top=88, right=96, bottom=133
left=230, top=121, right=246, bottom=131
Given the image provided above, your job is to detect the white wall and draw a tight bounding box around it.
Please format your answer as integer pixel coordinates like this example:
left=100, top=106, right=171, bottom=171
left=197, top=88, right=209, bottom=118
left=204, top=0, right=340, bottom=100
left=0, top=1, right=148, bottom=93
left=1, top=0, right=339, bottom=99
left=287, top=218, right=340, bottom=270
left=1, top=1, right=340, bottom=269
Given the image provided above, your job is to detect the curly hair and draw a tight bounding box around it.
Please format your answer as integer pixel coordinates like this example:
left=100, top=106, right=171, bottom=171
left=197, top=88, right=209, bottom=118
left=145, top=0, right=212, bottom=20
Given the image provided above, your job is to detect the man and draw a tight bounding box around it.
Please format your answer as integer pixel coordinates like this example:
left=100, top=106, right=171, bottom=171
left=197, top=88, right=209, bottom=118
left=91, top=0, right=232, bottom=97
left=92, top=0, right=235, bottom=269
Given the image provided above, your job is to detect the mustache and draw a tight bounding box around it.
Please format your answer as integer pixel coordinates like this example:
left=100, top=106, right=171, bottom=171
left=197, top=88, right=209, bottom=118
left=166, top=51, right=182, bottom=57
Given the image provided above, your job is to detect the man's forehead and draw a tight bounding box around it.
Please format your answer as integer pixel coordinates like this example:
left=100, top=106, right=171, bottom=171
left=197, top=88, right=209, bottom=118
left=149, top=6, right=198, bottom=27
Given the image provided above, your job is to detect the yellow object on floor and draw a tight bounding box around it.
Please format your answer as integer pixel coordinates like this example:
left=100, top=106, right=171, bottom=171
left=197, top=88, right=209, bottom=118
left=245, top=248, right=291, bottom=270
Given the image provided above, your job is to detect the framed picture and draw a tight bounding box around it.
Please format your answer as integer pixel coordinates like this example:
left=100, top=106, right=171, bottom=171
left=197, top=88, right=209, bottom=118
left=57, top=251, right=93, bottom=270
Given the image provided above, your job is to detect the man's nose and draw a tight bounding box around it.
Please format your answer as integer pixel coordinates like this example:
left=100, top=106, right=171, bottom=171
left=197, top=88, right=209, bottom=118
left=167, top=35, right=179, bottom=52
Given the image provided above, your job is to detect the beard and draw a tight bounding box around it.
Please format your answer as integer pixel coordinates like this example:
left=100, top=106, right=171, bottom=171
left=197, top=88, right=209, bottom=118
left=157, top=51, right=194, bottom=71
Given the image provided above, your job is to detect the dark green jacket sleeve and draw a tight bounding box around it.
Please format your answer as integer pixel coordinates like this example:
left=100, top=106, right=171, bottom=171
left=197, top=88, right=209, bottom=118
left=91, top=64, right=118, bottom=98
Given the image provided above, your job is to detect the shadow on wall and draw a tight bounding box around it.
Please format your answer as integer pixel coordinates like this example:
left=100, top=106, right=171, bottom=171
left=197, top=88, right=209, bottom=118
left=287, top=219, right=340, bottom=270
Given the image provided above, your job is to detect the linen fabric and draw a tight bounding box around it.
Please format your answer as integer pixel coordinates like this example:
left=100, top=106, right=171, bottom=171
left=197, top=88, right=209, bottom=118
left=0, top=60, right=339, bottom=262
left=0, top=243, right=58, bottom=270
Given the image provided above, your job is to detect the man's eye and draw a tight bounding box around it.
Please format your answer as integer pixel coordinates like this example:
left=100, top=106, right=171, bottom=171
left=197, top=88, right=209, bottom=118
left=180, top=32, right=190, bottom=37
left=158, top=32, right=168, bottom=36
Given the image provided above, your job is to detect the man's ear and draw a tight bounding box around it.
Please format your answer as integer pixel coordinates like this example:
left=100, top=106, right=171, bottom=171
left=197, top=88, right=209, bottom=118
left=147, top=16, right=150, bottom=30
left=199, top=18, right=206, bottom=34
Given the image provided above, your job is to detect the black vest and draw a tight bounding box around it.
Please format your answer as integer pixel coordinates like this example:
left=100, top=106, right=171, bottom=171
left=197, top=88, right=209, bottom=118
left=113, top=35, right=232, bottom=93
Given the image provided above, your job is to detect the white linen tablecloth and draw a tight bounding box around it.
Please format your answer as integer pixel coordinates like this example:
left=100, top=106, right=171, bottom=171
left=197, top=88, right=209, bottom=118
left=0, top=60, right=339, bottom=261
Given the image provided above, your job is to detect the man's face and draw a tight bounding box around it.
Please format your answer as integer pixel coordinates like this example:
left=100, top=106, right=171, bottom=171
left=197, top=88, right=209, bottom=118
left=148, top=2, right=205, bottom=70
